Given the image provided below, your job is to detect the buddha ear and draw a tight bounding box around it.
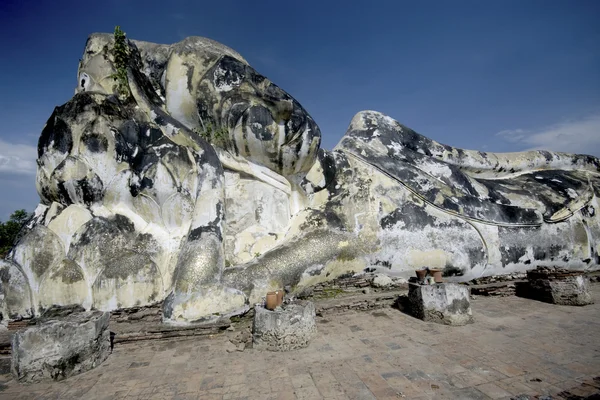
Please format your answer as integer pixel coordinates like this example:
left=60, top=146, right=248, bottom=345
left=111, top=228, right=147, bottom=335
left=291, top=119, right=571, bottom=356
left=77, top=72, right=93, bottom=93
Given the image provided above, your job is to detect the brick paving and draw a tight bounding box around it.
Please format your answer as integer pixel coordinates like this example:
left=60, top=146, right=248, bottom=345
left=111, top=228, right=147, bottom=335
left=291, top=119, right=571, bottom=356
left=1, top=286, right=599, bottom=400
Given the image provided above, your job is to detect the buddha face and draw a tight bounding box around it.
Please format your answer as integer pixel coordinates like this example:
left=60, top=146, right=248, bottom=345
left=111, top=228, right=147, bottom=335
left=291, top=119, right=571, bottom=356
left=75, top=34, right=124, bottom=96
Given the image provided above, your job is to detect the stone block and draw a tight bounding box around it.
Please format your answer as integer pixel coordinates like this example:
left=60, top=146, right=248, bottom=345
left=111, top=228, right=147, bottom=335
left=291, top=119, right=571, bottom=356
left=526, top=267, right=593, bottom=306
left=11, top=310, right=110, bottom=383
left=252, top=301, right=317, bottom=351
left=408, top=282, right=473, bottom=326
left=372, top=274, right=394, bottom=288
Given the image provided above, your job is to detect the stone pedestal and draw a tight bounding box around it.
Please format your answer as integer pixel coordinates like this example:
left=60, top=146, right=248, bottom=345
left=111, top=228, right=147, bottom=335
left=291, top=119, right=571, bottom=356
left=252, top=301, right=317, bottom=351
left=12, top=311, right=110, bottom=383
left=408, top=283, right=473, bottom=326
left=526, top=267, right=593, bottom=306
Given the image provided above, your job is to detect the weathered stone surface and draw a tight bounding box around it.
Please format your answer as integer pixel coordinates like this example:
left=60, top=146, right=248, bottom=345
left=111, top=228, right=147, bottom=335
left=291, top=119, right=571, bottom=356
left=11, top=310, right=110, bottom=382
left=252, top=301, right=316, bottom=351
left=371, top=274, right=394, bottom=288
left=325, top=111, right=600, bottom=280
left=1, top=31, right=599, bottom=325
left=470, top=281, right=523, bottom=297
left=0, top=260, right=33, bottom=320
left=525, top=267, right=594, bottom=306
left=467, top=273, right=527, bottom=297
left=408, top=283, right=474, bottom=325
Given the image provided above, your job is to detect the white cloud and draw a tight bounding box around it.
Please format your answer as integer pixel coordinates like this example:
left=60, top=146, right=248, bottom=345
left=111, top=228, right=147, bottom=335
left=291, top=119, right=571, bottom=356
left=496, top=114, right=600, bottom=157
left=0, top=139, right=37, bottom=175
left=496, top=128, right=526, bottom=143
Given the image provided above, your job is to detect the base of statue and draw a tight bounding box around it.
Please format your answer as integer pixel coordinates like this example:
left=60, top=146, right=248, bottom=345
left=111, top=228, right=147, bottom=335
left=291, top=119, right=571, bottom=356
left=12, top=310, right=110, bottom=383
left=252, top=300, right=317, bottom=351
left=408, top=282, right=474, bottom=326
left=525, top=267, right=593, bottom=306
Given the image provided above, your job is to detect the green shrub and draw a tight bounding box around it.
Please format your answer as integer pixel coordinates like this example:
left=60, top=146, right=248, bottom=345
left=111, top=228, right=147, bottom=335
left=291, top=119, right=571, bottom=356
left=110, top=26, right=131, bottom=99
left=0, top=209, right=31, bottom=258
left=194, top=122, right=229, bottom=148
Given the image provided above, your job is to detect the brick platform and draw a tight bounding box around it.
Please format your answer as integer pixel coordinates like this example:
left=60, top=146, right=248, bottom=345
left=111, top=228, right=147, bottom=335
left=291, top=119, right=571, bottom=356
left=0, top=286, right=598, bottom=399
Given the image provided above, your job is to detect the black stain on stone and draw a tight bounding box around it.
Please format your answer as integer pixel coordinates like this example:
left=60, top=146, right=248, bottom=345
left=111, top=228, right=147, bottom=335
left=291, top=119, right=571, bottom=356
left=0, top=267, right=10, bottom=285
left=447, top=298, right=470, bottom=314
left=484, top=183, right=512, bottom=205
left=538, top=150, right=553, bottom=162
left=56, top=260, right=85, bottom=284
left=466, top=246, right=486, bottom=267
left=113, top=214, right=136, bottom=233
left=301, top=149, right=337, bottom=193
left=338, top=113, right=553, bottom=226
left=188, top=203, right=223, bottom=242
left=375, top=260, right=392, bottom=269
left=445, top=164, right=478, bottom=196
left=299, top=208, right=345, bottom=231
left=197, top=54, right=321, bottom=175
left=212, top=56, right=245, bottom=91
left=162, top=292, right=175, bottom=319
left=62, top=92, right=98, bottom=116
left=246, top=105, right=274, bottom=141
left=533, top=244, right=562, bottom=260
left=380, top=209, right=405, bottom=230
left=500, top=245, right=527, bottom=266
left=184, top=62, right=195, bottom=92
left=380, top=202, right=464, bottom=232
left=118, top=120, right=139, bottom=146
left=68, top=215, right=134, bottom=251
left=381, top=203, right=435, bottom=231
left=97, top=250, right=156, bottom=281
left=153, top=113, right=165, bottom=126
left=55, top=170, right=104, bottom=206
left=533, top=248, right=546, bottom=260
left=130, top=176, right=154, bottom=197
left=582, top=206, right=595, bottom=218
left=319, top=150, right=337, bottom=189
left=82, top=133, right=108, bottom=153
left=441, top=198, right=460, bottom=213
left=443, top=265, right=464, bottom=277
left=38, top=115, right=73, bottom=158
left=99, top=95, right=129, bottom=118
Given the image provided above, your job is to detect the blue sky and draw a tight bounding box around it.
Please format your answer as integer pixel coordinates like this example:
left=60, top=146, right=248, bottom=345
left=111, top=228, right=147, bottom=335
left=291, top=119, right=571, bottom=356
left=0, top=0, right=599, bottom=219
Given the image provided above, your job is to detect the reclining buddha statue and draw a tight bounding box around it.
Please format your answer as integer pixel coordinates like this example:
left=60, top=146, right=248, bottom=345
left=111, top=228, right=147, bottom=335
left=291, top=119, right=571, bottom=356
left=1, top=32, right=598, bottom=323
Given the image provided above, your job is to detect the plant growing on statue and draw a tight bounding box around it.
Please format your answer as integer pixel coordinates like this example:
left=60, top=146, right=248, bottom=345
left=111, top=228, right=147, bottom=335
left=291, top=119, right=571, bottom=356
left=194, top=122, right=229, bottom=148
left=110, top=26, right=131, bottom=99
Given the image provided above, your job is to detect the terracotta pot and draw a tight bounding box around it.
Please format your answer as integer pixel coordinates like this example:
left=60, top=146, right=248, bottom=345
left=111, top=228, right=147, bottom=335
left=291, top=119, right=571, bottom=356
left=265, top=292, right=278, bottom=310
left=429, top=269, right=443, bottom=283
left=275, top=290, right=284, bottom=306
left=415, top=269, right=428, bottom=281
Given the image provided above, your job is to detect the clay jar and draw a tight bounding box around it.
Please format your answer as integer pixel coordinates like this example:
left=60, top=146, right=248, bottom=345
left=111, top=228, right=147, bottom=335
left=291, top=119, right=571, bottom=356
left=266, top=292, right=278, bottom=310
left=415, top=269, right=428, bottom=281
left=275, top=290, right=284, bottom=305
left=429, top=269, right=443, bottom=283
